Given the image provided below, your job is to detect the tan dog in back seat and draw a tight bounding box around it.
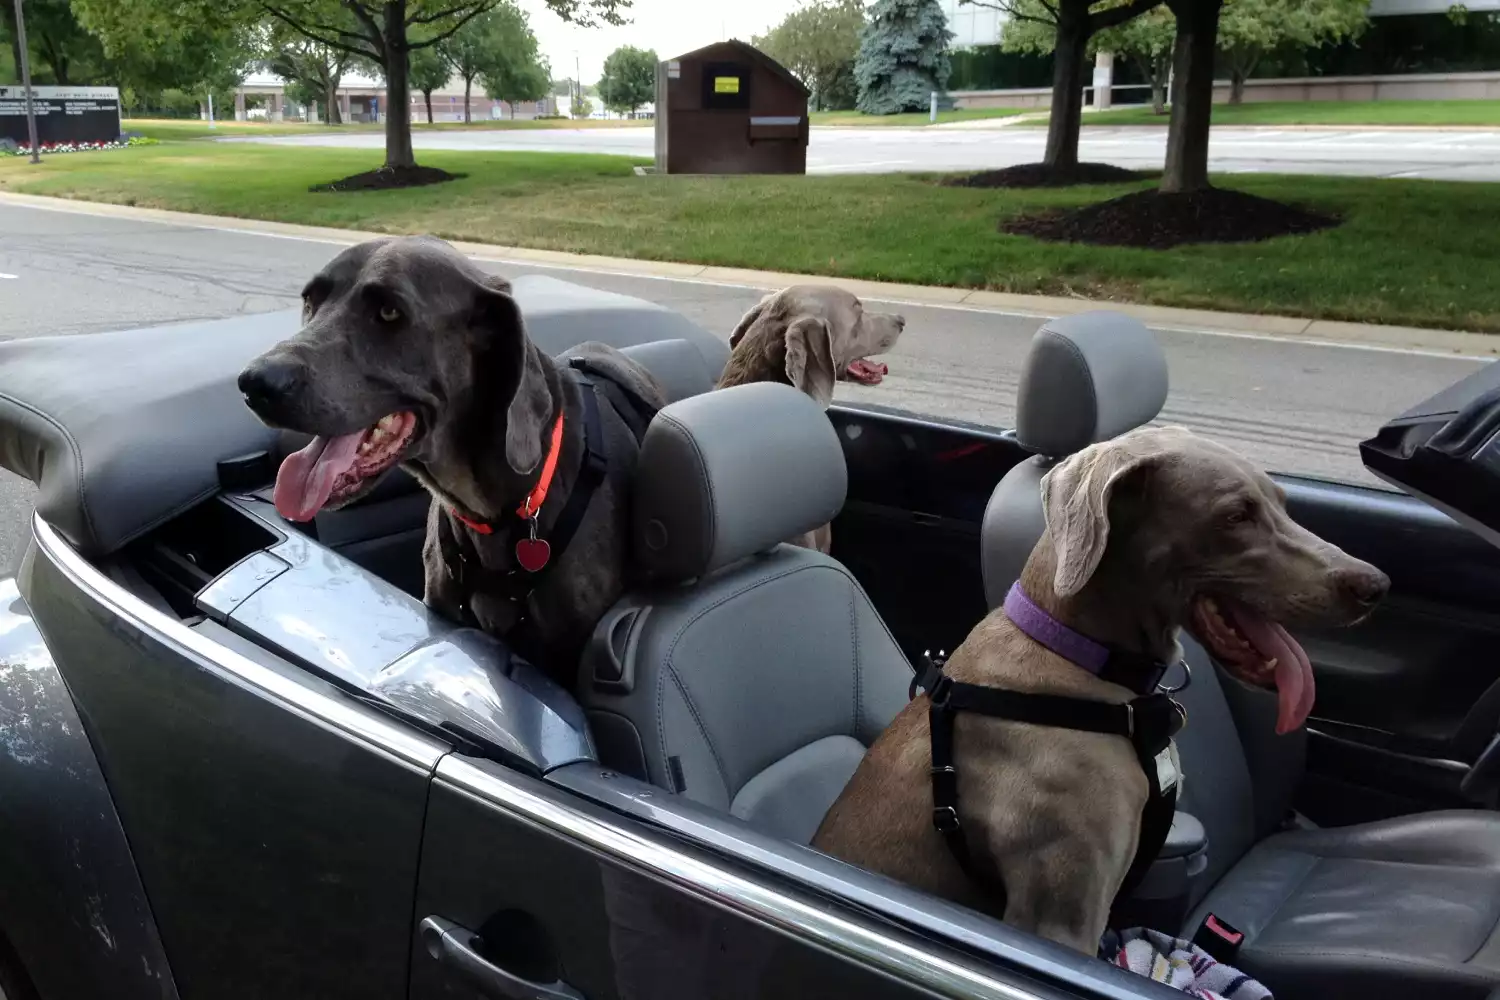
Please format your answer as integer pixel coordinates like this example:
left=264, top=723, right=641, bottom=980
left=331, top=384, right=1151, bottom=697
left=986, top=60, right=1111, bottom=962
left=717, top=285, right=906, bottom=552
left=813, top=426, right=1389, bottom=953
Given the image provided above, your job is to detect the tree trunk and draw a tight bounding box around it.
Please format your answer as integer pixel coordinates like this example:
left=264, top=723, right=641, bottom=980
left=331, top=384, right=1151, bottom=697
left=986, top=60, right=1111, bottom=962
left=1229, top=51, right=1259, bottom=105
left=464, top=77, right=472, bottom=124
left=1161, top=0, right=1222, bottom=194
left=325, top=80, right=341, bottom=124
left=382, top=0, right=416, bottom=170
left=1043, top=4, right=1091, bottom=171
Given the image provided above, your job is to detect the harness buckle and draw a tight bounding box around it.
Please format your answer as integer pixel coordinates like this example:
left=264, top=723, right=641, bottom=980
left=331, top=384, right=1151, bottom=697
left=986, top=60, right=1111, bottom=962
left=928, top=674, right=955, bottom=709
left=932, top=805, right=962, bottom=834
left=1125, top=701, right=1135, bottom=739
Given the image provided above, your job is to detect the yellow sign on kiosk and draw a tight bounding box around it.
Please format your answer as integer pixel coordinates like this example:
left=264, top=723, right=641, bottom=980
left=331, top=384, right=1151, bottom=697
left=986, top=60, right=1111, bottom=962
left=713, top=76, right=741, bottom=94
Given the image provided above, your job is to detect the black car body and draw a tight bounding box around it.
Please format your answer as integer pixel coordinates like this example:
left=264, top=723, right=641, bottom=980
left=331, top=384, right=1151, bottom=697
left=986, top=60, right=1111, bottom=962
left=2, top=277, right=1499, bottom=1000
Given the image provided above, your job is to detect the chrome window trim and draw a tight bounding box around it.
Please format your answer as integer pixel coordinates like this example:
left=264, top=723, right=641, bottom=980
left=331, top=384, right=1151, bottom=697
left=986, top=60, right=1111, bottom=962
left=29, top=513, right=448, bottom=771
left=439, top=755, right=1068, bottom=1000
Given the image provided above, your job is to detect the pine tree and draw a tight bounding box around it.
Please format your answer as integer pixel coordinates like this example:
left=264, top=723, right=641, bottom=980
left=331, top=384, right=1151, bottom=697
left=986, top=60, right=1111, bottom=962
left=854, top=0, right=954, bottom=115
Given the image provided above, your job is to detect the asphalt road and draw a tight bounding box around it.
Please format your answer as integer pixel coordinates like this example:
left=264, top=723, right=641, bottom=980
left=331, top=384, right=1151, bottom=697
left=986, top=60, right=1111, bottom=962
left=0, top=201, right=1486, bottom=569
left=222, top=125, right=1500, bottom=181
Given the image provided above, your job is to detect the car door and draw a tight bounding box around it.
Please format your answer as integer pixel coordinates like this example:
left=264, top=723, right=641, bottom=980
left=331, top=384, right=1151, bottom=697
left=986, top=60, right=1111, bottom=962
left=1281, top=477, right=1500, bottom=822
left=22, top=519, right=448, bottom=1000
left=407, top=754, right=1094, bottom=1000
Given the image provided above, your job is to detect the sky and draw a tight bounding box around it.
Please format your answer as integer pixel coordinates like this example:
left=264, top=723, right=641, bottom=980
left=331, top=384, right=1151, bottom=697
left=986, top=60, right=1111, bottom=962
left=518, top=0, right=810, bottom=84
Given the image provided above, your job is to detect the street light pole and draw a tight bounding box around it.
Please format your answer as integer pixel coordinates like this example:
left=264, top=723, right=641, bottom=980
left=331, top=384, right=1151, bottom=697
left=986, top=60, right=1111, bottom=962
left=12, top=0, right=40, bottom=164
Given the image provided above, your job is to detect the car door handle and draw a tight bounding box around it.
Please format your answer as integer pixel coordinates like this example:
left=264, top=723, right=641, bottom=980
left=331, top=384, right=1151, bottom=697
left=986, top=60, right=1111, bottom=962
left=420, top=916, right=585, bottom=1000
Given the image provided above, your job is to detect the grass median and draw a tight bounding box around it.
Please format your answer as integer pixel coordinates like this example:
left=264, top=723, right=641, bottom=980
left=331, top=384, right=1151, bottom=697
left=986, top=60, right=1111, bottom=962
left=1066, top=99, right=1500, bottom=128
left=123, top=117, right=647, bottom=141
left=2, top=140, right=1496, bottom=332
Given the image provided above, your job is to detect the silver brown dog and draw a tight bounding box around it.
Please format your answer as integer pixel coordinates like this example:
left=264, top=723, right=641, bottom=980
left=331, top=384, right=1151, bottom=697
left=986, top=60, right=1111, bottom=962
left=718, top=285, right=905, bottom=551
left=813, top=425, right=1389, bottom=953
left=717, top=286, right=906, bottom=407
left=237, top=235, right=666, bottom=677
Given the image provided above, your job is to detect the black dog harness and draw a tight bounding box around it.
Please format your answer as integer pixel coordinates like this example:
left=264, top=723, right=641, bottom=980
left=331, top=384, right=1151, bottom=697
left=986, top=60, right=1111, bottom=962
left=448, top=357, right=657, bottom=629
left=915, top=584, right=1187, bottom=912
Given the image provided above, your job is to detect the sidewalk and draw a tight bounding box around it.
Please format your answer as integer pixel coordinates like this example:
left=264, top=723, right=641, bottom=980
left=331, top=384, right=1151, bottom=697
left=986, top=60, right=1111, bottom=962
left=3, top=190, right=1493, bottom=358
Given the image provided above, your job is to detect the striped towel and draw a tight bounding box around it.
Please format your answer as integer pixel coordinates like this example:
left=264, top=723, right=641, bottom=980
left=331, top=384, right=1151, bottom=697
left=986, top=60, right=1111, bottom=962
left=1101, top=928, right=1272, bottom=1000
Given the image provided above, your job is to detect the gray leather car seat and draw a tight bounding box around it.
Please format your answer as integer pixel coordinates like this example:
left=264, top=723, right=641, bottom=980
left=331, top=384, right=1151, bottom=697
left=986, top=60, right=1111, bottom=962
left=578, top=381, right=913, bottom=844
left=984, top=312, right=1500, bottom=1000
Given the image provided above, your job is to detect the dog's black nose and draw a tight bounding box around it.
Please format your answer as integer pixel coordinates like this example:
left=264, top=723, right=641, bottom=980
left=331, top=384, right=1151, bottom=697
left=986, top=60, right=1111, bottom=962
left=238, top=359, right=302, bottom=410
left=1337, top=566, right=1390, bottom=608
left=894, top=315, right=907, bottom=329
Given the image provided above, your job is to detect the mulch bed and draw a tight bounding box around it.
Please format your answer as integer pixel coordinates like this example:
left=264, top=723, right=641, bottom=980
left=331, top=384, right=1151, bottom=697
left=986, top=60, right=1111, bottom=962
left=311, top=165, right=462, bottom=193
left=944, top=162, right=1148, bottom=189
left=1001, top=187, right=1340, bottom=249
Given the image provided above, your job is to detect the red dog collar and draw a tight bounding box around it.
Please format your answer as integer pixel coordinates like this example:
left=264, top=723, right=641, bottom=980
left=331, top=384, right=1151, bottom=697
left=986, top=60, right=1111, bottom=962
left=449, top=411, right=565, bottom=535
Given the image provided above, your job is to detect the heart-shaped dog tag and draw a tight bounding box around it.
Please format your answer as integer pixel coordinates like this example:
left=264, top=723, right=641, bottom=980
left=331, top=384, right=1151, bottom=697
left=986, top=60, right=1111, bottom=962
left=515, top=537, right=551, bottom=573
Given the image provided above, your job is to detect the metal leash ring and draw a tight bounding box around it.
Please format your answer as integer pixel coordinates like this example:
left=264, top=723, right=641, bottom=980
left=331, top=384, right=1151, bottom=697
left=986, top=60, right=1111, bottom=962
left=1157, top=659, right=1193, bottom=694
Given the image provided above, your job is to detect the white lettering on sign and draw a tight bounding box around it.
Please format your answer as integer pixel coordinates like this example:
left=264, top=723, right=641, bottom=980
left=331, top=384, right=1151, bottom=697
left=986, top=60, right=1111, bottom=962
left=0, top=85, right=119, bottom=101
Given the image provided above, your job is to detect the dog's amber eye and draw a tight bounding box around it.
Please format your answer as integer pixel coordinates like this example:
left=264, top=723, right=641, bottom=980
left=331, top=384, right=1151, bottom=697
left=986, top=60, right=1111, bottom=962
left=379, top=305, right=401, bottom=323
left=1225, top=500, right=1258, bottom=526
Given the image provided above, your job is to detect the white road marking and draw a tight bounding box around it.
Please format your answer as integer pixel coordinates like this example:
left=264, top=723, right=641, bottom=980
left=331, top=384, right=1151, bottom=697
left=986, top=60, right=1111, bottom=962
left=2, top=196, right=1490, bottom=362
left=0, top=273, right=16, bottom=279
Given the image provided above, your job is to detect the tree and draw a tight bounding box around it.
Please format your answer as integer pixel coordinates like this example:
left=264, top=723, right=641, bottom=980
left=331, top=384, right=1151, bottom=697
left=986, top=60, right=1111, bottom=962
left=441, top=2, right=531, bottom=123
left=266, top=22, right=353, bottom=123
left=982, top=0, right=1164, bottom=170
left=1094, top=6, right=1175, bottom=114
left=76, top=0, right=630, bottom=174
left=571, top=92, right=593, bottom=118
left=473, top=3, right=547, bottom=118
left=1161, top=0, right=1222, bottom=193
left=597, top=45, right=655, bottom=116
left=752, top=0, right=865, bottom=111
left=72, top=0, right=257, bottom=97
left=1218, top=0, right=1368, bottom=104
left=409, top=45, right=450, bottom=121
left=484, top=51, right=548, bottom=116
left=854, top=0, right=954, bottom=115
left=1, top=0, right=106, bottom=85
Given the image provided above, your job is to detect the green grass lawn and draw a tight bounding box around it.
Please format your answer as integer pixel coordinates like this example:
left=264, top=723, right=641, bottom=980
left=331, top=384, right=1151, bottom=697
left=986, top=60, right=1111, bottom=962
left=3, top=139, right=1496, bottom=332
left=122, top=116, right=645, bottom=141
left=1065, top=99, right=1500, bottom=128
left=811, top=107, right=1028, bottom=127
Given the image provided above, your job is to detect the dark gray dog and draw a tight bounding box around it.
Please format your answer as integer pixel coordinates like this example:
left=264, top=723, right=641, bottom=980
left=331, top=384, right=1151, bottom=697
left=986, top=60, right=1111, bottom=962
left=237, top=235, right=666, bottom=677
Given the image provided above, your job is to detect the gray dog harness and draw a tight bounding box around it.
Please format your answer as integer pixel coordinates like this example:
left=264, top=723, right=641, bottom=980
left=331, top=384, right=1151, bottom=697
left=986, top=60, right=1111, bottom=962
left=914, top=583, right=1187, bottom=915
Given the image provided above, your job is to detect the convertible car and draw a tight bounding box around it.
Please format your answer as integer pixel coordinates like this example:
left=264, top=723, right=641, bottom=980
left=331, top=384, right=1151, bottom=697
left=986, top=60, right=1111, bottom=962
left=1, top=276, right=1499, bottom=1000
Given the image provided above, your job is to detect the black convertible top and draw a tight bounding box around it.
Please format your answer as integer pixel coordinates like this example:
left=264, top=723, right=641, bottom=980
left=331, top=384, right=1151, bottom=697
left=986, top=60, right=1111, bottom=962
left=0, top=275, right=728, bottom=557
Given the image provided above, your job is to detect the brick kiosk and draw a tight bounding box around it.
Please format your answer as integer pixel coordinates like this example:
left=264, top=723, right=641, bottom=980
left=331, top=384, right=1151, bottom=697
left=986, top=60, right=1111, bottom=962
left=0, top=86, right=122, bottom=146
left=654, top=40, right=809, bottom=175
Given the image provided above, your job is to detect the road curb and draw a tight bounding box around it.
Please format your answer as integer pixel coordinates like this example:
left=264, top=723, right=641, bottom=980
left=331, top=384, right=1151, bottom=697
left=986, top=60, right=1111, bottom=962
left=3, top=190, right=1494, bottom=357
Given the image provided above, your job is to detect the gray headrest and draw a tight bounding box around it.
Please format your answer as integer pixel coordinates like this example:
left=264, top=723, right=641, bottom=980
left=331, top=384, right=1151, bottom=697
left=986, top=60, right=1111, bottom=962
left=1015, top=312, right=1168, bottom=457
left=618, top=338, right=718, bottom=403
left=634, top=382, right=847, bottom=581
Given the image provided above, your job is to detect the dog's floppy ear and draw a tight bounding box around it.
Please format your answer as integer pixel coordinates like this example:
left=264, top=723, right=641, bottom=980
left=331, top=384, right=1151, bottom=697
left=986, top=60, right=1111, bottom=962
left=784, top=316, right=837, bottom=407
left=1040, top=439, right=1159, bottom=598
left=472, top=281, right=551, bottom=475
left=728, top=293, right=772, bottom=350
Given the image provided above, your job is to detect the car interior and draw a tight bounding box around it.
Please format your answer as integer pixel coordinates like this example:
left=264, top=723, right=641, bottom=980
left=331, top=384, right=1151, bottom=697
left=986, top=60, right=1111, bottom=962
left=7, top=275, right=1500, bottom=1000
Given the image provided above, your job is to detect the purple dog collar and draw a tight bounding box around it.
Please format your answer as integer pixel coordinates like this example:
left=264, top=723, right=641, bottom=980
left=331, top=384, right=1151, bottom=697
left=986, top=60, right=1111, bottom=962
left=1002, top=583, right=1176, bottom=695
left=1003, top=583, right=1110, bottom=674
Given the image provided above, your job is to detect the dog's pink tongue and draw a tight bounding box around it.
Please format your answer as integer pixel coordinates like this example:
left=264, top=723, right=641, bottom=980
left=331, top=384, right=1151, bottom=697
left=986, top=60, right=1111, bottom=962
left=845, top=360, right=888, bottom=385
left=1227, top=606, right=1316, bottom=735
left=273, top=432, right=364, bottom=522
